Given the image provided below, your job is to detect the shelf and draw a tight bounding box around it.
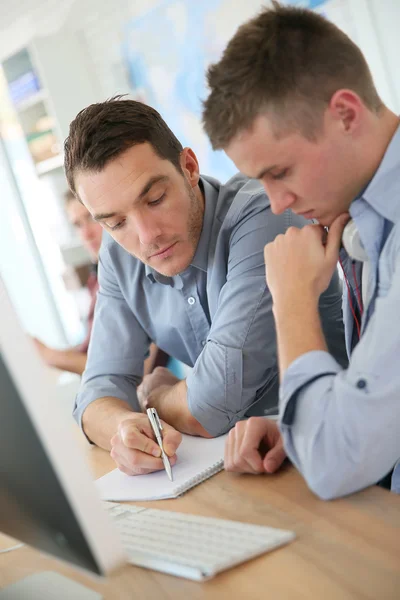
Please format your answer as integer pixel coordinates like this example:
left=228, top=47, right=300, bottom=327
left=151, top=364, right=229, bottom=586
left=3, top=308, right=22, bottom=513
left=36, top=154, right=64, bottom=175
left=15, top=89, right=48, bottom=112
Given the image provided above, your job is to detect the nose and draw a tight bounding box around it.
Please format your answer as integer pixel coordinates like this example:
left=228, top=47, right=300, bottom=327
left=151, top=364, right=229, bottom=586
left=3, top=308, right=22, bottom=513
left=80, top=222, right=94, bottom=241
left=263, top=182, right=296, bottom=215
left=134, top=212, right=163, bottom=246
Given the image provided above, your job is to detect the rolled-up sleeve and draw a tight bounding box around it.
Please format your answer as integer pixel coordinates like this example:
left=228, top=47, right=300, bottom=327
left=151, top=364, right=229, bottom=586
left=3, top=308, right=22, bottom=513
left=280, top=266, right=400, bottom=500
left=73, top=245, right=150, bottom=430
left=187, top=196, right=295, bottom=436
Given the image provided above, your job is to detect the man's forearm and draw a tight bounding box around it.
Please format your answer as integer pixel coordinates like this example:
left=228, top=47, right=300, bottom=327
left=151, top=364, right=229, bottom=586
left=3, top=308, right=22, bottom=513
left=49, top=348, right=87, bottom=375
left=148, top=380, right=212, bottom=437
left=273, top=292, right=328, bottom=379
left=82, top=397, right=134, bottom=449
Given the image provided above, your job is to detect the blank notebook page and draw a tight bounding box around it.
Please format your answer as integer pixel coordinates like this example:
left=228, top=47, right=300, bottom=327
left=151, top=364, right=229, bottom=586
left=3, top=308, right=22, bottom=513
left=96, top=433, right=228, bottom=501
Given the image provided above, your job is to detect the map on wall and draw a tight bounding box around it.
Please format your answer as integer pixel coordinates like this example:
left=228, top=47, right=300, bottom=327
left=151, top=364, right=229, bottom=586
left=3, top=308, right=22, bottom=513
left=122, top=0, right=349, bottom=183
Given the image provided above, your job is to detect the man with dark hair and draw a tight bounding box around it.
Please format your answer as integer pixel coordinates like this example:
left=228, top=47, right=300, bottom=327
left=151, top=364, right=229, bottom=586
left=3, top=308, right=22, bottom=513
left=65, top=97, right=346, bottom=476
left=203, top=3, right=400, bottom=497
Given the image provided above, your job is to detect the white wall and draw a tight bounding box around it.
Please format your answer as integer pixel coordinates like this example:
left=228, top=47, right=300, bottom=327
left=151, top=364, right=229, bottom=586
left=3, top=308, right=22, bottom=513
left=1, top=1, right=398, bottom=111
left=0, top=137, right=66, bottom=346
left=368, top=0, right=400, bottom=111
left=41, top=0, right=397, bottom=185
left=345, top=0, right=399, bottom=112
left=64, top=0, right=400, bottom=113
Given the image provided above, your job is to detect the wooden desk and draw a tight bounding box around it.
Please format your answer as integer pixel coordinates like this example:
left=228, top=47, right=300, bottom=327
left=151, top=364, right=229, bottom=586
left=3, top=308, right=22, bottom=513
left=1, top=444, right=399, bottom=600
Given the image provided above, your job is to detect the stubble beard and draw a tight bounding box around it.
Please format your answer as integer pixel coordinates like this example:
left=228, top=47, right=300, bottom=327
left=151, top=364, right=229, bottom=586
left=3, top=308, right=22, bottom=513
left=154, top=182, right=204, bottom=278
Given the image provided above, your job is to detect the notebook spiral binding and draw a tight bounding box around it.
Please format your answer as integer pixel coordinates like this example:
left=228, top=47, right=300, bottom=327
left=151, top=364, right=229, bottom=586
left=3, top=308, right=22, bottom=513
left=175, top=460, right=224, bottom=496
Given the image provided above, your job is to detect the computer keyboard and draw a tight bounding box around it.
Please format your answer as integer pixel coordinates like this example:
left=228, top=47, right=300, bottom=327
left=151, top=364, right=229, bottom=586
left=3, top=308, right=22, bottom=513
left=104, top=502, right=295, bottom=581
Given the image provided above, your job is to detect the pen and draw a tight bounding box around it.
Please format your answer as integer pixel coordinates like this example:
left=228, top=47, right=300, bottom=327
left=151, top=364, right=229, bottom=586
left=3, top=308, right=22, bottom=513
left=146, top=407, right=173, bottom=481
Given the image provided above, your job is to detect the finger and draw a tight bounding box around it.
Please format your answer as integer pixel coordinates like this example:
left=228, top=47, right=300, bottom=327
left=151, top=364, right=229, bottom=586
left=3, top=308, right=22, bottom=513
left=139, top=374, right=151, bottom=397
left=136, top=388, right=145, bottom=411
left=116, top=462, right=169, bottom=477
left=263, top=239, right=277, bottom=267
left=115, top=463, right=133, bottom=476
left=310, top=223, right=327, bottom=243
left=114, top=461, right=159, bottom=477
left=263, top=442, right=287, bottom=473
left=137, top=382, right=149, bottom=408
left=226, top=423, right=254, bottom=472
left=161, top=425, right=183, bottom=457
left=224, top=428, right=236, bottom=471
left=239, top=418, right=268, bottom=473
left=326, top=213, right=350, bottom=263
left=112, top=444, right=178, bottom=473
left=142, top=373, right=152, bottom=386
left=140, top=396, right=150, bottom=411
left=153, top=366, right=170, bottom=376
left=119, top=421, right=161, bottom=457
left=231, top=421, right=250, bottom=472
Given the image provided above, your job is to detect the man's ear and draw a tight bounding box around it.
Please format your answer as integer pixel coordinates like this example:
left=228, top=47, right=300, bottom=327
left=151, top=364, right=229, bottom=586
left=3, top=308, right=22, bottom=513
left=180, top=147, right=200, bottom=187
left=329, top=89, right=363, bottom=133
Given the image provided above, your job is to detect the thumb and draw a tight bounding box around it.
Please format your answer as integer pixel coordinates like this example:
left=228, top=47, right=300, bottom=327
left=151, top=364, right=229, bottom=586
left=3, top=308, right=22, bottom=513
left=263, top=442, right=286, bottom=474
left=326, top=213, right=350, bottom=264
left=120, top=420, right=162, bottom=457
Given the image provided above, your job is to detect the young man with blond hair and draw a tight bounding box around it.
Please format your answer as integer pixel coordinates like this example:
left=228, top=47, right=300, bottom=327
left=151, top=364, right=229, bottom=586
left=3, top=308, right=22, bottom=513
left=203, top=2, right=400, bottom=498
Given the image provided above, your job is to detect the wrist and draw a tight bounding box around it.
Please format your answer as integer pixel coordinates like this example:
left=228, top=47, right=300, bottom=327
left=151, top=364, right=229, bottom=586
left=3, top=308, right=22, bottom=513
left=116, top=409, right=137, bottom=426
left=146, top=385, right=173, bottom=408
left=46, top=348, right=61, bottom=368
left=272, top=288, right=319, bottom=321
left=82, top=397, right=134, bottom=449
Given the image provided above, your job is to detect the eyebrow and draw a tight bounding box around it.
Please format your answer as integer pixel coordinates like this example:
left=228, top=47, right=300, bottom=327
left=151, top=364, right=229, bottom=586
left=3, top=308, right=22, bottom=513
left=255, top=165, right=278, bottom=180
left=93, top=175, right=169, bottom=222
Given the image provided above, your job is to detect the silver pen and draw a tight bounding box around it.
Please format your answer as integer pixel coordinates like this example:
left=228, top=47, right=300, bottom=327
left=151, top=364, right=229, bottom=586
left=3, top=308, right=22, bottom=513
left=146, top=407, right=173, bottom=481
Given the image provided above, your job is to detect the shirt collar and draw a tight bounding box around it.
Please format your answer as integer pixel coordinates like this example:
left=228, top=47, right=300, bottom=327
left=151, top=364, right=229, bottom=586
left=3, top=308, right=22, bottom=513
left=360, top=122, right=400, bottom=224
left=145, top=267, right=175, bottom=286
left=145, top=175, right=218, bottom=284
left=189, top=176, right=218, bottom=272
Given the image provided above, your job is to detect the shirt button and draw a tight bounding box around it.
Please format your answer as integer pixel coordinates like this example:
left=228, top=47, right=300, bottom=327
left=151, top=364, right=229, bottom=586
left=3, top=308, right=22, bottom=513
left=201, top=340, right=206, bottom=347
left=188, top=297, right=196, bottom=305
left=356, top=378, right=367, bottom=389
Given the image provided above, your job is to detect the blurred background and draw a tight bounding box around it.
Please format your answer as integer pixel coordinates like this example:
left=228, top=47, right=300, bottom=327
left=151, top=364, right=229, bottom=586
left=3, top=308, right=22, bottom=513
left=0, top=0, right=398, bottom=384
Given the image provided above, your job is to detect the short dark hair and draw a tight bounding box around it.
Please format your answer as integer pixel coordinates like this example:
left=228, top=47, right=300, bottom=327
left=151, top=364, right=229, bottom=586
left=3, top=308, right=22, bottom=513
left=64, top=96, right=183, bottom=194
left=203, top=2, right=382, bottom=148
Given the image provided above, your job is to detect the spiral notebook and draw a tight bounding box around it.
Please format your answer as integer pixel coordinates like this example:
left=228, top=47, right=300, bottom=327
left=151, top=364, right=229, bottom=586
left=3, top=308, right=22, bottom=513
left=96, top=433, right=227, bottom=501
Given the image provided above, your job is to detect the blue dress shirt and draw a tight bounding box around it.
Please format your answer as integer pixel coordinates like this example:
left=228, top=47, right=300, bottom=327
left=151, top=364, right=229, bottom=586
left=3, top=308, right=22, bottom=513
left=280, top=125, right=400, bottom=499
left=74, top=174, right=347, bottom=436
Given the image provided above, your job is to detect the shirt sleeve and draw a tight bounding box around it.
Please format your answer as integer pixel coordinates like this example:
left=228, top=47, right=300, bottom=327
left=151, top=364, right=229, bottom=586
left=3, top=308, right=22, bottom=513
left=187, top=195, right=295, bottom=436
left=73, top=245, right=150, bottom=431
left=279, top=260, right=400, bottom=500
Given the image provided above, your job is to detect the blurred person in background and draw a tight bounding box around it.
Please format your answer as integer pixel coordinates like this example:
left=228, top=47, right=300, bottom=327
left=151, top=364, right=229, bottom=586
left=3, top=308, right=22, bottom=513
left=33, top=191, right=164, bottom=375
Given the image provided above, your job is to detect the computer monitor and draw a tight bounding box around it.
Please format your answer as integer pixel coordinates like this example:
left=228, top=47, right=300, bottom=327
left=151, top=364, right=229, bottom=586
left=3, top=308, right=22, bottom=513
left=0, top=276, right=126, bottom=581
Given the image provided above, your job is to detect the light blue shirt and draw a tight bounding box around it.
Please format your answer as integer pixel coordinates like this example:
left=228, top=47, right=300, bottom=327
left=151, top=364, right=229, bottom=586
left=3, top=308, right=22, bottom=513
left=280, top=124, right=400, bottom=499
left=74, top=174, right=347, bottom=436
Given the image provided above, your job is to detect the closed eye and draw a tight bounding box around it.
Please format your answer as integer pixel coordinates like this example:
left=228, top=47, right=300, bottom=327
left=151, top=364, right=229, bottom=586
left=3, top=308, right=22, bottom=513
left=148, top=193, right=166, bottom=207
left=271, top=169, right=289, bottom=181
left=108, top=219, right=126, bottom=231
